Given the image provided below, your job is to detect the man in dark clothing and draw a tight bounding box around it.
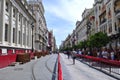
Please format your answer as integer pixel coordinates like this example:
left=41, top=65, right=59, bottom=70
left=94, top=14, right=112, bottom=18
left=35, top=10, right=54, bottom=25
left=67, top=51, right=70, bottom=59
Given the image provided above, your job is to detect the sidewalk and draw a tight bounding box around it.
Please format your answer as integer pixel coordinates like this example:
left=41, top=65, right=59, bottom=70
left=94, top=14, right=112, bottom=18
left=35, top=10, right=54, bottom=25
left=0, top=54, right=58, bottom=80
left=60, top=53, right=117, bottom=80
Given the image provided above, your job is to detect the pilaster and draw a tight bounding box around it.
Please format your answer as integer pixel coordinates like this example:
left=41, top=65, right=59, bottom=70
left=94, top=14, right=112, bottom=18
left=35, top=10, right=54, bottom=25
left=111, top=0, right=116, bottom=34
left=16, top=10, right=19, bottom=45
left=27, top=22, right=30, bottom=47
left=25, top=20, right=27, bottom=47
left=21, top=16, right=23, bottom=46
left=9, top=2, right=13, bottom=45
left=0, top=0, right=6, bottom=43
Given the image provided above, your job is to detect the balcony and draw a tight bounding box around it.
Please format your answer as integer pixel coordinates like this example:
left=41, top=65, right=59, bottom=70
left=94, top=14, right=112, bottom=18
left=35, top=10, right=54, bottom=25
left=99, top=22, right=107, bottom=33
left=101, top=5, right=106, bottom=14
left=99, top=4, right=106, bottom=16
left=100, top=18, right=107, bottom=25
left=115, top=9, right=120, bottom=18
left=114, top=0, right=120, bottom=18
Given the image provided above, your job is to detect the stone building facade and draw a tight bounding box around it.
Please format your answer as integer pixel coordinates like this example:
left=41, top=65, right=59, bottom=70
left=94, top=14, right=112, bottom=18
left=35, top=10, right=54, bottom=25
left=0, top=0, right=35, bottom=55
left=28, top=0, right=48, bottom=51
left=61, top=0, right=120, bottom=49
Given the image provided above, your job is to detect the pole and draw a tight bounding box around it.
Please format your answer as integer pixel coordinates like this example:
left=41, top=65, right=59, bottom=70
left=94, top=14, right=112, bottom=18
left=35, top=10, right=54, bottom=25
left=31, top=4, right=34, bottom=52
left=32, top=26, right=34, bottom=52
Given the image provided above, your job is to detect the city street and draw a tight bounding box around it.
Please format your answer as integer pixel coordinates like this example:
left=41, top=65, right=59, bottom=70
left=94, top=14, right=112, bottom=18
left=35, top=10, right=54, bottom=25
left=0, top=53, right=117, bottom=80
left=60, top=54, right=116, bottom=80
left=0, top=54, right=58, bottom=80
left=0, top=0, right=120, bottom=80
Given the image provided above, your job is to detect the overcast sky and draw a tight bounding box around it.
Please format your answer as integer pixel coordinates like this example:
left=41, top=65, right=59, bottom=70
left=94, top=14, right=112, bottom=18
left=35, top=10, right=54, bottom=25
left=43, top=0, right=94, bottom=47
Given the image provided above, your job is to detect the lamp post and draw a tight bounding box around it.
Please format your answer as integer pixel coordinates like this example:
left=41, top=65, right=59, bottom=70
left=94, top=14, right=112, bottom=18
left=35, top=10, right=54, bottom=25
left=31, top=23, right=34, bottom=52
left=31, top=3, right=34, bottom=52
left=86, top=20, right=92, bottom=52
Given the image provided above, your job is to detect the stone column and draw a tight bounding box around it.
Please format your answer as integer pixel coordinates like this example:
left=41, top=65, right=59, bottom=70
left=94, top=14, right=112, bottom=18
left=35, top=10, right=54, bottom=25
left=28, top=22, right=31, bottom=48
left=15, top=10, right=19, bottom=45
left=9, top=2, right=13, bottom=45
left=0, top=0, right=6, bottom=43
left=24, top=19, right=27, bottom=47
left=21, top=16, right=23, bottom=47
left=111, top=0, right=116, bottom=34
left=29, top=25, right=32, bottom=48
left=106, top=4, right=109, bottom=34
left=27, top=22, right=30, bottom=47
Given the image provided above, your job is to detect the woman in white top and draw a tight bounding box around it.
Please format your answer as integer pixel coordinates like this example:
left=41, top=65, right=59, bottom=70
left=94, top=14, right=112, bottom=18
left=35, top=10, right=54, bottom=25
left=102, top=48, right=108, bottom=59
left=110, top=50, right=115, bottom=60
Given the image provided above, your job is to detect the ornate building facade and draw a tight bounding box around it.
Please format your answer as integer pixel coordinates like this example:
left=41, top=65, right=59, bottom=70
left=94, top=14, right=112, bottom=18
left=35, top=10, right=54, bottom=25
left=0, top=0, right=35, bottom=55
left=28, top=0, right=48, bottom=51
left=61, top=0, right=120, bottom=50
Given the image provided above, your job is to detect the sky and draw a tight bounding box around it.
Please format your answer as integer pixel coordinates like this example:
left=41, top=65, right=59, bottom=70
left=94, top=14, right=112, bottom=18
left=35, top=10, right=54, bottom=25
left=42, top=0, right=94, bottom=47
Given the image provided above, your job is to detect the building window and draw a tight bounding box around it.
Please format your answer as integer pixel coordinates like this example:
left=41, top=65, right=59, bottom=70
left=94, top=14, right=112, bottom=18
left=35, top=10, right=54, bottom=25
left=13, top=28, right=15, bottom=43
left=108, top=23, right=112, bottom=33
left=13, top=8, right=16, bottom=18
left=5, top=24, right=8, bottom=41
left=99, top=6, right=101, bottom=10
left=105, top=26, right=107, bottom=33
left=19, top=31, right=21, bottom=44
left=39, top=45, right=41, bottom=50
left=5, top=2, right=9, bottom=12
left=108, top=8, right=111, bottom=19
left=19, top=15, right=21, bottom=22
left=119, top=38, right=120, bottom=44
left=115, top=23, right=117, bottom=31
left=109, top=26, right=112, bottom=33
left=27, top=35, right=29, bottom=46
left=23, top=33, right=25, bottom=45
left=23, top=25, right=25, bottom=45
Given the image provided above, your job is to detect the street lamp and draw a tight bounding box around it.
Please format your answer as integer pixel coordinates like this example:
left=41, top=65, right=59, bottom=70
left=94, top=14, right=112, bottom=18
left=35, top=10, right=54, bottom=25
left=31, top=3, right=34, bottom=52
left=86, top=20, right=92, bottom=36
left=31, top=23, right=34, bottom=52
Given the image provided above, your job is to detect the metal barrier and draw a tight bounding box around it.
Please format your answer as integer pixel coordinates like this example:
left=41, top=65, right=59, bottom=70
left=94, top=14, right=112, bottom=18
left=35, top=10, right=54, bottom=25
left=0, top=54, right=17, bottom=68
left=77, top=54, right=120, bottom=79
left=58, top=53, right=63, bottom=80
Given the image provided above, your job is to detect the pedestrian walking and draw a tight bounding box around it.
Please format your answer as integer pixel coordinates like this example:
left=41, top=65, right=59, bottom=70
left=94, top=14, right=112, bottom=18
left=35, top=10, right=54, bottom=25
left=71, top=49, right=77, bottom=64
left=110, top=50, right=115, bottom=60
left=101, top=47, right=108, bottom=59
left=78, top=49, right=82, bottom=55
left=67, top=51, right=70, bottom=59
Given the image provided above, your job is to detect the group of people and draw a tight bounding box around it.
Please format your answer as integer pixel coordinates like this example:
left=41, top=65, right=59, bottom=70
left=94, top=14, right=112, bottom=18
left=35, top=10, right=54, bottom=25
left=64, top=47, right=120, bottom=64
left=64, top=49, right=80, bottom=64
left=95, top=48, right=120, bottom=60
